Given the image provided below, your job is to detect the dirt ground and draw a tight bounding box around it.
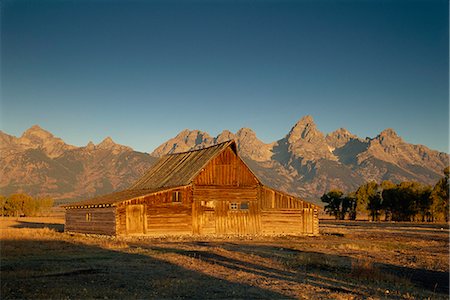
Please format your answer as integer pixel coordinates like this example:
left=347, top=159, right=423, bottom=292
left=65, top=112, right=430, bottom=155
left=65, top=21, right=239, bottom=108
left=1, top=217, right=448, bottom=299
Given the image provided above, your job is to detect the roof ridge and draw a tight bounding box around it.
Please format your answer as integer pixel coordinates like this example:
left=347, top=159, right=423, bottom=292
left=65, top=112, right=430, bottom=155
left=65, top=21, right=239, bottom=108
left=129, top=140, right=238, bottom=190
left=165, top=140, right=235, bottom=156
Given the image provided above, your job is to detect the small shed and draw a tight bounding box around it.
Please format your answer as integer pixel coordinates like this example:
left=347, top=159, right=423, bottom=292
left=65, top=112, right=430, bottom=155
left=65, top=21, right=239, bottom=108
left=64, top=141, right=319, bottom=236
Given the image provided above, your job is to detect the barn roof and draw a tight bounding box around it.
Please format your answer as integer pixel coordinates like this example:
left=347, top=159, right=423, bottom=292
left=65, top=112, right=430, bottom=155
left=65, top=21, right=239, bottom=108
left=63, top=186, right=185, bottom=208
left=130, top=140, right=239, bottom=190
left=64, top=189, right=157, bottom=208
left=64, top=141, right=244, bottom=208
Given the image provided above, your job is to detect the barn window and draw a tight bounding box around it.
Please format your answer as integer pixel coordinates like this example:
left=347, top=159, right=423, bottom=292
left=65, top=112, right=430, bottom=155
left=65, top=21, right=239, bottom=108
left=240, top=201, right=249, bottom=210
left=86, top=213, right=92, bottom=221
left=172, top=191, right=182, bottom=203
left=230, top=203, right=238, bottom=210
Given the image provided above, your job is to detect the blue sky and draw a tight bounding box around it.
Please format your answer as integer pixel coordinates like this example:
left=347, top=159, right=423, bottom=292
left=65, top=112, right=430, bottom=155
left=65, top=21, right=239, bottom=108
left=1, top=0, right=448, bottom=153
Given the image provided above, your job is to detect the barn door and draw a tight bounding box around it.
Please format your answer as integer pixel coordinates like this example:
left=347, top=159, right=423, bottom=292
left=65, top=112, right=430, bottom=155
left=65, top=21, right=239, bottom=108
left=200, top=201, right=216, bottom=235
left=126, top=205, right=145, bottom=234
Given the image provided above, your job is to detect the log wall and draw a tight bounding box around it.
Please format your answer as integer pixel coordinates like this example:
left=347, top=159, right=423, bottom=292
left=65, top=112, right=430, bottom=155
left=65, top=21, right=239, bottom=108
left=115, top=186, right=193, bottom=236
left=65, top=207, right=116, bottom=235
left=259, top=186, right=319, bottom=235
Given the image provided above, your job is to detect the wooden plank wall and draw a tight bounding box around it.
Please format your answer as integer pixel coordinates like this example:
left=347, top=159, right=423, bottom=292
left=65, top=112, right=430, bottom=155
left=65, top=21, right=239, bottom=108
left=146, top=204, right=192, bottom=235
left=194, top=147, right=258, bottom=186
left=65, top=207, right=116, bottom=235
left=260, top=210, right=304, bottom=235
left=192, top=186, right=259, bottom=235
left=115, top=186, right=193, bottom=236
left=259, top=186, right=319, bottom=235
left=260, top=187, right=304, bottom=210
left=126, top=205, right=146, bottom=234
left=192, top=147, right=260, bottom=235
left=313, top=208, right=319, bottom=235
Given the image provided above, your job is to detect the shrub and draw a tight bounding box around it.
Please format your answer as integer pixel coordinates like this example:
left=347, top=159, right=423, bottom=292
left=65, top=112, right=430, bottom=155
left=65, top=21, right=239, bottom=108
left=0, top=194, right=54, bottom=217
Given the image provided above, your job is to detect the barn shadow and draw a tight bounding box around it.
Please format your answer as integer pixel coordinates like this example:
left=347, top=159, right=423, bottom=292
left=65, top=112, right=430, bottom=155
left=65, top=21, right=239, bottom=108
left=223, top=243, right=449, bottom=295
left=0, top=239, right=289, bottom=299
left=11, top=220, right=65, bottom=232
left=144, top=244, right=369, bottom=296
left=227, top=243, right=449, bottom=295
left=141, top=242, right=449, bottom=297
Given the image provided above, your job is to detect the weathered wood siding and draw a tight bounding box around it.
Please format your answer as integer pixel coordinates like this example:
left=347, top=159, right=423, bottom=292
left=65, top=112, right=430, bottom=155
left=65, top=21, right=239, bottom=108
left=259, top=186, right=319, bottom=235
left=192, top=148, right=260, bottom=235
left=126, top=204, right=146, bottom=234
left=65, top=207, right=116, bottom=235
left=193, top=147, right=259, bottom=186
left=192, top=186, right=259, bottom=234
left=115, top=186, right=193, bottom=236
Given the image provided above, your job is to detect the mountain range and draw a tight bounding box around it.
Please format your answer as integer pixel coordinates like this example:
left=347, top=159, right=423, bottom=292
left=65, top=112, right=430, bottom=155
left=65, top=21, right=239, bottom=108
left=1, top=116, right=448, bottom=205
left=0, top=125, right=157, bottom=204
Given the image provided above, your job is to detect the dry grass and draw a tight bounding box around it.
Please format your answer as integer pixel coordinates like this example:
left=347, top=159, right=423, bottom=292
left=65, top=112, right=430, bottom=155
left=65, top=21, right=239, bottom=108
left=1, top=217, right=448, bottom=299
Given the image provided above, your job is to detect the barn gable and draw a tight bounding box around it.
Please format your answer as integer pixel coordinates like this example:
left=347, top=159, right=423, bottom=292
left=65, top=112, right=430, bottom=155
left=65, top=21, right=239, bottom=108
left=130, top=141, right=242, bottom=190
left=65, top=141, right=241, bottom=208
left=193, top=145, right=259, bottom=186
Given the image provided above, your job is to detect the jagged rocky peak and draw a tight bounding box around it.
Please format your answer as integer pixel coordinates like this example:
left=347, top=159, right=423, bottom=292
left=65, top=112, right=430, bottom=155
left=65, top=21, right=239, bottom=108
left=97, top=137, right=115, bottom=148
left=379, top=128, right=399, bottom=138
left=179, top=129, right=212, bottom=145
left=374, top=128, right=404, bottom=146
left=96, top=137, right=131, bottom=152
left=21, top=125, right=55, bottom=143
left=86, top=141, right=96, bottom=150
left=287, top=115, right=324, bottom=143
left=183, top=130, right=212, bottom=147
left=235, top=127, right=273, bottom=162
left=330, top=127, right=353, bottom=138
left=236, top=127, right=256, bottom=138
left=216, top=130, right=235, bottom=143
left=326, top=128, right=358, bottom=149
left=151, top=129, right=214, bottom=156
left=360, top=128, right=423, bottom=165
left=285, top=115, right=337, bottom=162
left=16, top=125, right=76, bottom=158
left=23, top=124, right=48, bottom=134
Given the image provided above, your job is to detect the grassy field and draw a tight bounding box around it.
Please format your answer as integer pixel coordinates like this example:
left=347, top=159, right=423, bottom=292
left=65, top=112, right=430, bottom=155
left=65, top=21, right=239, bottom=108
left=1, top=217, right=448, bottom=299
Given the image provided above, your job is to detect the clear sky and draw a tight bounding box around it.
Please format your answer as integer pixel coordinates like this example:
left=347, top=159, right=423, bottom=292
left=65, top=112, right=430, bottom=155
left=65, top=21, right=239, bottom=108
left=1, top=0, right=448, bottom=153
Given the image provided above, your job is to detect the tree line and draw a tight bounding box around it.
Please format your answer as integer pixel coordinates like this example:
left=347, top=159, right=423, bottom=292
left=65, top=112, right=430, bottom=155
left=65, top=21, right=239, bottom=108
left=321, top=167, right=449, bottom=222
left=0, top=194, right=54, bottom=217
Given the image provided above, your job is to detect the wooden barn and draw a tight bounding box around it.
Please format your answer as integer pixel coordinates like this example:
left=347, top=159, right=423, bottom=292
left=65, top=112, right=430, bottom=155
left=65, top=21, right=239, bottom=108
left=64, top=141, right=319, bottom=236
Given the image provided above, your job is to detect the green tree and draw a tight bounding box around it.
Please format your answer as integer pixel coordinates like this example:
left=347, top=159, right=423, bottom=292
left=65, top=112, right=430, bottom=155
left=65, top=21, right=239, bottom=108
left=400, top=182, right=431, bottom=221
left=21, top=195, right=37, bottom=216
left=5, top=194, right=35, bottom=217
left=344, top=193, right=357, bottom=220
left=367, top=191, right=382, bottom=221
left=4, top=194, right=23, bottom=216
left=380, top=180, right=396, bottom=190
left=382, top=182, right=430, bottom=222
left=431, top=167, right=449, bottom=222
left=355, top=182, right=379, bottom=220
left=415, top=185, right=432, bottom=222
left=379, top=180, right=397, bottom=221
left=321, top=190, right=345, bottom=220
